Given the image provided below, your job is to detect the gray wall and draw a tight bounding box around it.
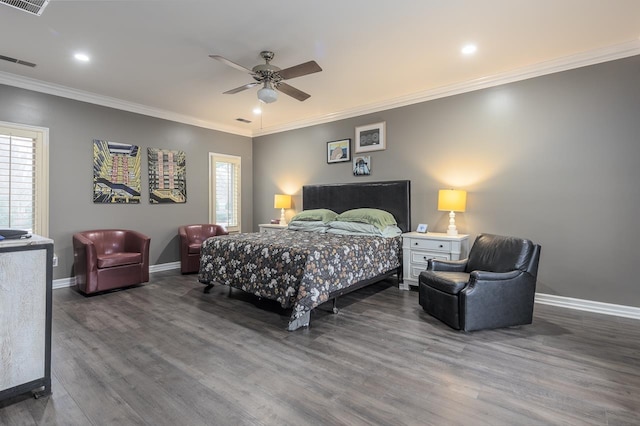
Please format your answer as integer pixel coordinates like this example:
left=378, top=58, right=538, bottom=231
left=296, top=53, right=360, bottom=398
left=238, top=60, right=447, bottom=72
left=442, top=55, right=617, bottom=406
left=253, top=55, right=640, bottom=308
left=0, top=84, right=253, bottom=280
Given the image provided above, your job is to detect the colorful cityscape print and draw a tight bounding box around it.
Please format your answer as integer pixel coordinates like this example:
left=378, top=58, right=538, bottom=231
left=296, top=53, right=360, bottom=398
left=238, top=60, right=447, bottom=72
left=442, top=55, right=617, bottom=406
left=93, top=140, right=141, bottom=203
left=147, top=148, right=186, bottom=204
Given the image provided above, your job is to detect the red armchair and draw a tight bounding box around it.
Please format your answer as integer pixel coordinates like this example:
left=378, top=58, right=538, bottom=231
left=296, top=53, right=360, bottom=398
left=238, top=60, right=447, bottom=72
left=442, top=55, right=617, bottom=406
left=72, top=229, right=150, bottom=295
left=179, top=224, right=228, bottom=274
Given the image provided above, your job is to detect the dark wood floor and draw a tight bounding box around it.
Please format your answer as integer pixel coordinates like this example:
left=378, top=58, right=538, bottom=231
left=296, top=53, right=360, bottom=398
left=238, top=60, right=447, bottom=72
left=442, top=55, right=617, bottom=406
left=2, top=270, right=639, bottom=426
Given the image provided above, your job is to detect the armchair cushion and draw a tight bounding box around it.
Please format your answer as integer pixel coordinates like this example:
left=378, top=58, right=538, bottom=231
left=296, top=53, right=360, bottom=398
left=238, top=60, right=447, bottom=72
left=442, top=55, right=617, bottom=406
left=420, top=271, right=470, bottom=295
left=97, top=252, right=142, bottom=269
left=188, top=243, right=202, bottom=254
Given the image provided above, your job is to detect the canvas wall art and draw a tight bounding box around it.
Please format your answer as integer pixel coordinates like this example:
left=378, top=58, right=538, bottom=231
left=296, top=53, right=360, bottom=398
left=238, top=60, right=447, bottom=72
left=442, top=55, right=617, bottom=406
left=353, top=155, right=371, bottom=176
left=93, top=139, right=141, bottom=203
left=147, top=147, right=187, bottom=204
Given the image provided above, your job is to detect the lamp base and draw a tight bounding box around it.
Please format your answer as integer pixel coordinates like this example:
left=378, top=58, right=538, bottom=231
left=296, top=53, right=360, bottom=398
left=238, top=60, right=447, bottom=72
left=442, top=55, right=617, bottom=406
left=446, top=211, right=458, bottom=236
left=280, top=208, right=287, bottom=226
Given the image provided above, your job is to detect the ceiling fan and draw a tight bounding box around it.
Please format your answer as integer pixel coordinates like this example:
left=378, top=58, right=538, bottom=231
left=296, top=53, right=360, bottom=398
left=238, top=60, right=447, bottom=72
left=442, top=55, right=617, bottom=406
left=210, top=50, right=322, bottom=104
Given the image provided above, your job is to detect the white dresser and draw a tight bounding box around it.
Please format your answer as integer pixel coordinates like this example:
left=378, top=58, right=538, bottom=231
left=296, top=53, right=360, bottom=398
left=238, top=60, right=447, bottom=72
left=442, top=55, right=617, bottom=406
left=0, top=235, right=53, bottom=403
left=258, top=223, right=288, bottom=233
left=401, top=232, right=469, bottom=290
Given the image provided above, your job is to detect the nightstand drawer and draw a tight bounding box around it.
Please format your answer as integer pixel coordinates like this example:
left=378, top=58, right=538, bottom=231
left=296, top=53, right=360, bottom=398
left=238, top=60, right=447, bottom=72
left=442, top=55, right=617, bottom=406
left=411, top=251, right=449, bottom=265
left=408, top=238, right=452, bottom=252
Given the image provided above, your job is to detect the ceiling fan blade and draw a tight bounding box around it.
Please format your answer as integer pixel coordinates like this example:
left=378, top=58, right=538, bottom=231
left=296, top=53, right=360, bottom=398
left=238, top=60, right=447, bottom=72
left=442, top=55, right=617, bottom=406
left=278, top=61, right=322, bottom=80
left=276, top=82, right=311, bottom=101
left=223, top=82, right=259, bottom=94
left=209, top=55, right=253, bottom=73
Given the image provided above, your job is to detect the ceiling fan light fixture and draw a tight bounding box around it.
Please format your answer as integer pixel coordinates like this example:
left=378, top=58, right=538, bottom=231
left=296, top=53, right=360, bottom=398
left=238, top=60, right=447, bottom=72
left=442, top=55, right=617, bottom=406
left=258, top=82, right=278, bottom=103
left=211, top=50, right=320, bottom=103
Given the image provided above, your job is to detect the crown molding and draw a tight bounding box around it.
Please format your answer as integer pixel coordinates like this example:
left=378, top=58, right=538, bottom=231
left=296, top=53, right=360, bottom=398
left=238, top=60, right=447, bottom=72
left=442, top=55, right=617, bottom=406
left=253, top=39, right=640, bottom=136
left=0, top=71, right=252, bottom=137
left=2, top=40, right=639, bottom=138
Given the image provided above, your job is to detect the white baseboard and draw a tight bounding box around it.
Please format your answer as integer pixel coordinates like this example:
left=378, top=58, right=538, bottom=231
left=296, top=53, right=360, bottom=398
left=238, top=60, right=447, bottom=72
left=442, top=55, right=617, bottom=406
left=149, top=261, right=180, bottom=273
left=52, top=261, right=181, bottom=290
left=53, top=269, right=640, bottom=321
left=535, top=293, right=640, bottom=320
left=52, top=277, right=75, bottom=290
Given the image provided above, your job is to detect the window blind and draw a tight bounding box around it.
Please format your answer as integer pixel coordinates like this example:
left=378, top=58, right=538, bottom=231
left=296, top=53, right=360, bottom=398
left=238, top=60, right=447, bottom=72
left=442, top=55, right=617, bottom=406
left=0, top=133, right=36, bottom=231
left=211, top=154, right=241, bottom=232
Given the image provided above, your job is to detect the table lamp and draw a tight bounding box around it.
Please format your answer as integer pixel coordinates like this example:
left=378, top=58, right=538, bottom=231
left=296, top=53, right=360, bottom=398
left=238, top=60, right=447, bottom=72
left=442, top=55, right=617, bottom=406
left=274, top=194, right=291, bottom=225
left=438, top=189, right=467, bottom=236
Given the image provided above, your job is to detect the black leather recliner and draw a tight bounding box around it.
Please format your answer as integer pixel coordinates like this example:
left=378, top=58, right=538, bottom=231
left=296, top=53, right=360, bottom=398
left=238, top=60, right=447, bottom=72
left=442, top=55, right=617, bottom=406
left=418, top=233, right=541, bottom=331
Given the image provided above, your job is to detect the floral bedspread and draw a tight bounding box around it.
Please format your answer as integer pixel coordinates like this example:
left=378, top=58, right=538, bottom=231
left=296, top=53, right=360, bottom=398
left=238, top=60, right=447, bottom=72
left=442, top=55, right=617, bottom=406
left=198, top=230, right=402, bottom=329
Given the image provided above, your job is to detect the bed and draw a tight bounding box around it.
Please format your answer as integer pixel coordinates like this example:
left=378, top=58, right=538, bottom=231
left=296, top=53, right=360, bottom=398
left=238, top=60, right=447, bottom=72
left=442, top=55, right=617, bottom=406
left=198, top=180, right=411, bottom=330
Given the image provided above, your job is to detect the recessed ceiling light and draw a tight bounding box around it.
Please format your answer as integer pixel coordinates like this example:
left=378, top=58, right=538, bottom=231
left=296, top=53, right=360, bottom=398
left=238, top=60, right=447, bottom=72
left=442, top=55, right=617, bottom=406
left=461, top=44, right=477, bottom=55
left=253, top=107, right=262, bottom=115
left=74, top=53, right=90, bottom=62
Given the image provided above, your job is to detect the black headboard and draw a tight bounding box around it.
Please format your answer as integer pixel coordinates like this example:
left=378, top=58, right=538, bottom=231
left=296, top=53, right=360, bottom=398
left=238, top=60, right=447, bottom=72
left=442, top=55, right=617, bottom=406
left=302, top=180, right=411, bottom=232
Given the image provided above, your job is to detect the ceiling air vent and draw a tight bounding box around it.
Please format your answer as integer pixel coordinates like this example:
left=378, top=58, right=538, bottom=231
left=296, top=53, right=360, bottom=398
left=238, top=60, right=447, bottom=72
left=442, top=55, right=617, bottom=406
left=0, top=54, right=36, bottom=67
left=0, top=0, right=50, bottom=16
left=235, top=118, right=252, bottom=123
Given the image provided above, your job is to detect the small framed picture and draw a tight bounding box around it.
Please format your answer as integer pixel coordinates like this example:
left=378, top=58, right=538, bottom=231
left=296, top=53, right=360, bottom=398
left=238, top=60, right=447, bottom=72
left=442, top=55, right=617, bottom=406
left=416, top=223, right=428, bottom=233
left=353, top=155, right=371, bottom=176
left=327, top=139, right=351, bottom=163
left=355, top=121, right=386, bottom=153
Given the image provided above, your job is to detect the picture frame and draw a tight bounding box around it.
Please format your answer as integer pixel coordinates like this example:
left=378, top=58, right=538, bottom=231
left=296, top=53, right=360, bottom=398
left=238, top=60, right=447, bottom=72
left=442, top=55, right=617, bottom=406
left=355, top=121, right=386, bottom=153
left=416, top=223, right=428, bottom=233
left=327, top=138, right=351, bottom=163
left=148, top=147, right=187, bottom=204
left=93, top=139, right=141, bottom=204
left=353, top=155, right=371, bottom=176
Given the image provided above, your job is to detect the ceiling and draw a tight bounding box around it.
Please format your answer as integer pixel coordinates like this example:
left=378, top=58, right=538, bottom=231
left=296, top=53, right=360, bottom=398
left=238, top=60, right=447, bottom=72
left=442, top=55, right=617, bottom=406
left=1, top=1, right=639, bottom=137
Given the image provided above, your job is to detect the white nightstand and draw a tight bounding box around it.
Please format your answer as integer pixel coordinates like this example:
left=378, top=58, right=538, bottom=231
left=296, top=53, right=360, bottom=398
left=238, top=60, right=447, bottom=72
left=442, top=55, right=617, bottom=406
left=401, top=232, right=469, bottom=290
left=258, top=223, right=288, bottom=233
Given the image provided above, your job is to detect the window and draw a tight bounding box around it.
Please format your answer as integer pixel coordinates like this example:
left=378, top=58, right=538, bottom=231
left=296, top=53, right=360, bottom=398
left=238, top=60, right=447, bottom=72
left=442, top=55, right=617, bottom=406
left=209, top=153, right=241, bottom=233
left=0, top=122, right=49, bottom=236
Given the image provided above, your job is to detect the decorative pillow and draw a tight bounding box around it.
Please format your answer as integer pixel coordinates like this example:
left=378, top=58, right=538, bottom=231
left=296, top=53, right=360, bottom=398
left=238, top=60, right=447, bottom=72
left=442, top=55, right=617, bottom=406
left=287, top=220, right=328, bottom=233
left=290, top=208, right=338, bottom=223
left=334, top=208, right=397, bottom=230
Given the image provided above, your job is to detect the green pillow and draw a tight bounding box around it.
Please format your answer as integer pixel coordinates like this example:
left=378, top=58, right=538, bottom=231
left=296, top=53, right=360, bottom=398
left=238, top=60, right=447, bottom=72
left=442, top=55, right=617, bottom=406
left=290, top=208, right=338, bottom=223
left=335, top=208, right=397, bottom=230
